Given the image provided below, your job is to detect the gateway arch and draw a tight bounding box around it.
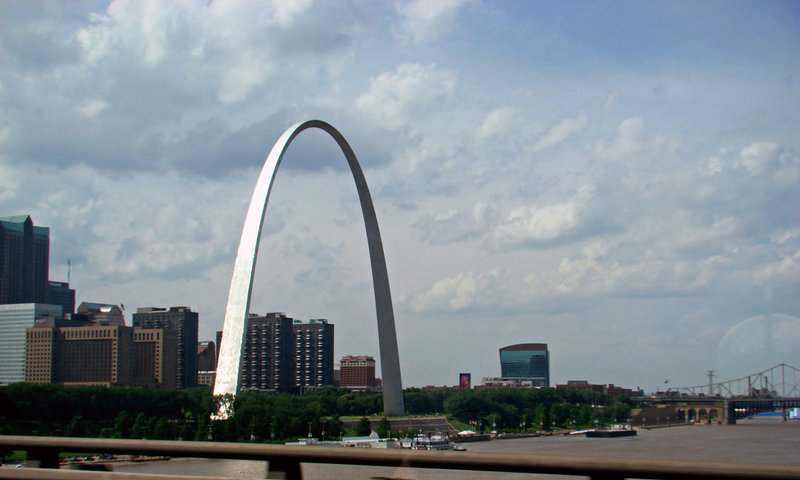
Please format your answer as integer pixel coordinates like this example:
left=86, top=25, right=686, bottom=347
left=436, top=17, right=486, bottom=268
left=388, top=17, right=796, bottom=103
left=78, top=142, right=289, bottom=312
left=213, top=120, right=405, bottom=417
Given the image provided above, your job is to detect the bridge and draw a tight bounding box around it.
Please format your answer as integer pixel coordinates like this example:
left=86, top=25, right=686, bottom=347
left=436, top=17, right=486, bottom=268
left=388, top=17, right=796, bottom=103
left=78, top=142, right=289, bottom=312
left=648, top=363, right=800, bottom=424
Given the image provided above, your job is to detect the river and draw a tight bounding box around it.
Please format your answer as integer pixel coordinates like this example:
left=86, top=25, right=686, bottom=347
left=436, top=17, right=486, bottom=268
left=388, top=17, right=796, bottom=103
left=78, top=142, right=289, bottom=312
left=114, top=417, right=800, bottom=479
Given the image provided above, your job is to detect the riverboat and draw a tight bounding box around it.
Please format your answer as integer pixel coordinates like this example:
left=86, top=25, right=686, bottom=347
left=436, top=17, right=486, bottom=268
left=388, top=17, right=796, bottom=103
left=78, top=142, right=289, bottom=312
left=584, top=424, right=637, bottom=438
left=401, top=433, right=456, bottom=450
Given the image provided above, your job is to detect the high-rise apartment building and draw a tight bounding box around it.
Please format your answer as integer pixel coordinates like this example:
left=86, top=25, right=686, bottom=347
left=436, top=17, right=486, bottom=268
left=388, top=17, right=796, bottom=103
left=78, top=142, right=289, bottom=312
left=0, top=303, right=61, bottom=384
left=239, top=313, right=336, bottom=393
left=339, top=355, right=377, bottom=391
left=241, top=312, right=294, bottom=392
left=0, top=215, right=49, bottom=305
left=133, top=306, right=198, bottom=389
left=499, top=343, right=550, bottom=387
left=292, top=319, right=334, bottom=391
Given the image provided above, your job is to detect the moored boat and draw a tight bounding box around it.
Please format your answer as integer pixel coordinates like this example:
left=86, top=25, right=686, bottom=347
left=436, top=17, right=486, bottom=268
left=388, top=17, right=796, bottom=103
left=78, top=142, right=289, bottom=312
left=401, top=433, right=456, bottom=450
left=584, top=424, right=637, bottom=438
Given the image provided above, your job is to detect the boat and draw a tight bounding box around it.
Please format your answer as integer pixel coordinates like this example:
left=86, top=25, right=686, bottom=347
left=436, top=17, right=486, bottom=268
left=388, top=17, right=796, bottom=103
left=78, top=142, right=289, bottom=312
left=584, top=424, right=637, bottom=438
left=401, top=433, right=456, bottom=450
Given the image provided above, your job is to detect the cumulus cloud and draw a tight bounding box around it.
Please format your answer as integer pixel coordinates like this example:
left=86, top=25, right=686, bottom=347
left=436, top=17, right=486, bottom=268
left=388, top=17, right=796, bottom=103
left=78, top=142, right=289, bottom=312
left=737, top=141, right=780, bottom=175
left=395, top=0, right=471, bottom=44
left=412, top=202, right=493, bottom=244
left=486, top=185, right=595, bottom=250
left=356, top=63, right=457, bottom=131
left=410, top=268, right=510, bottom=313
left=531, top=112, right=588, bottom=152
left=1, top=0, right=360, bottom=173
left=476, top=106, right=523, bottom=140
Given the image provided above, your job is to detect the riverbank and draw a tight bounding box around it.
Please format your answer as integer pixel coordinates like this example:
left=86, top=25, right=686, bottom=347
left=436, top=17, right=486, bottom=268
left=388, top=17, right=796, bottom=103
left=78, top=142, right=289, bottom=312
left=111, top=417, right=799, bottom=479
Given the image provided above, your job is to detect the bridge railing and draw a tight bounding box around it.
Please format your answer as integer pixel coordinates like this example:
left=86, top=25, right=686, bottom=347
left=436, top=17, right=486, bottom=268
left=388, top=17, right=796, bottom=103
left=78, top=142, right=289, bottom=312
left=2, top=435, right=800, bottom=480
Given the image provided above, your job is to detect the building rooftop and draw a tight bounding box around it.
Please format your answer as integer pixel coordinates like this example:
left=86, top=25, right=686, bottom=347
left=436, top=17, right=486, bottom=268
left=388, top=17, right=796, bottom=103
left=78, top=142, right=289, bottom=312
left=500, top=343, right=548, bottom=352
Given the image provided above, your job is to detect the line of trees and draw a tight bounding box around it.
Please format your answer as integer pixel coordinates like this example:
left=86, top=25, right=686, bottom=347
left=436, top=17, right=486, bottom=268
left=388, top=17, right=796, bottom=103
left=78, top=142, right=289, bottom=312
left=0, top=383, right=635, bottom=443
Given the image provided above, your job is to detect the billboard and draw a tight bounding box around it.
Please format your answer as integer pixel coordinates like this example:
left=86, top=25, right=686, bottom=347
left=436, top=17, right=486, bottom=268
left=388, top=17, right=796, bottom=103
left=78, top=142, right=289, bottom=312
left=459, top=373, right=471, bottom=389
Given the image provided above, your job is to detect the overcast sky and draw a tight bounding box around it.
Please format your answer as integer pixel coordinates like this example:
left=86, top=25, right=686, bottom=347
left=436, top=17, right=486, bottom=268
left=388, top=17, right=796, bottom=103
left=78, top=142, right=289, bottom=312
left=2, top=0, right=798, bottom=393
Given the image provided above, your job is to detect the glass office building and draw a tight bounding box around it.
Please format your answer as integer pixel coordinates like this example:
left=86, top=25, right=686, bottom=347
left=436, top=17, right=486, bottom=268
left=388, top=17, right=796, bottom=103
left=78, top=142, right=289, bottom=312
left=0, top=303, right=62, bottom=384
left=499, top=343, right=549, bottom=387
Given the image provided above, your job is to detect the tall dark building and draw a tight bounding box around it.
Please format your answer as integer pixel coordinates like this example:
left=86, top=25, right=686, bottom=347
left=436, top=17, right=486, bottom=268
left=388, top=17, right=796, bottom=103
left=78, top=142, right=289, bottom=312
left=292, top=319, right=334, bottom=391
left=499, top=343, right=550, bottom=387
left=241, top=312, right=294, bottom=392
left=48, top=281, right=75, bottom=315
left=239, top=313, right=335, bottom=393
left=0, top=215, right=49, bottom=305
left=197, top=341, right=216, bottom=372
left=133, top=306, right=198, bottom=388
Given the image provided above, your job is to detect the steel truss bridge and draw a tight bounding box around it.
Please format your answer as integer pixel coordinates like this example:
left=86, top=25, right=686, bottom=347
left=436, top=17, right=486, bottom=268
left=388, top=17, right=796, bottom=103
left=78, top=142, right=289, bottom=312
left=651, top=364, right=800, bottom=424
left=664, top=363, right=800, bottom=398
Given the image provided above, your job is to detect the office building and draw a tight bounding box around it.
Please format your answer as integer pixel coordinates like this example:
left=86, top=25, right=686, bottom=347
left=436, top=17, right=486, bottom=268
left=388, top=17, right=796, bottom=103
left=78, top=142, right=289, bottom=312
left=197, top=341, right=216, bottom=372
left=77, top=302, right=125, bottom=326
left=133, top=328, right=177, bottom=389
left=133, top=306, right=198, bottom=388
left=25, top=323, right=133, bottom=386
left=292, top=319, right=334, bottom=391
left=499, top=343, right=549, bottom=387
left=25, top=317, right=176, bottom=388
left=196, top=341, right=216, bottom=386
left=0, top=303, right=61, bottom=384
left=0, top=215, right=49, bottom=305
left=339, top=355, right=378, bottom=391
left=198, top=370, right=216, bottom=386
left=215, top=331, right=223, bottom=369
left=48, top=281, right=75, bottom=316
left=241, top=312, right=294, bottom=392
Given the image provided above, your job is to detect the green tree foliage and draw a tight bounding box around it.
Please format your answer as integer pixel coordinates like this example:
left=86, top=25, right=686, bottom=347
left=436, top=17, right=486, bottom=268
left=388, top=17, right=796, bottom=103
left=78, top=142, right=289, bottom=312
left=377, top=417, right=392, bottom=438
left=356, top=417, right=372, bottom=436
left=0, top=383, right=639, bottom=442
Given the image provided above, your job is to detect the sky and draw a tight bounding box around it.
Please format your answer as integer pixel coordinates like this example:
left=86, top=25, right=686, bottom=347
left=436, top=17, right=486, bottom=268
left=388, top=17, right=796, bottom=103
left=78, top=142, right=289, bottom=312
left=1, top=0, right=798, bottom=393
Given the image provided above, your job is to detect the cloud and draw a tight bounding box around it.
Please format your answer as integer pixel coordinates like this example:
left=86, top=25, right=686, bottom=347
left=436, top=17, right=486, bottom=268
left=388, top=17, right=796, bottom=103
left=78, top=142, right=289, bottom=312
left=531, top=112, right=589, bottom=152
left=410, top=268, right=511, bottom=313
left=737, top=141, right=780, bottom=175
left=395, top=0, right=472, bottom=44
left=476, top=106, right=523, bottom=141
left=356, top=63, right=457, bottom=131
left=486, top=185, right=596, bottom=250
left=1, top=0, right=361, bottom=174
left=412, top=203, right=493, bottom=244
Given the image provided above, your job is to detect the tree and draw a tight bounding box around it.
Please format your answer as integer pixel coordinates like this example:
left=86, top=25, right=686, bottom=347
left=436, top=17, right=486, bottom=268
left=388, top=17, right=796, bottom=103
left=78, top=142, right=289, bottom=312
left=377, top=417, right=392, bottom=438
left=356, top=417, right=372, bottom=436
left=132, top=413, right=148, bottom=439
left=113, top=411, right=133, bottom=439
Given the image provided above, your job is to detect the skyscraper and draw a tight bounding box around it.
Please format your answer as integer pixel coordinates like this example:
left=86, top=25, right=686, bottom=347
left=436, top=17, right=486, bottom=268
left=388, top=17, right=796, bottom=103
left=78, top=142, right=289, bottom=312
left=1, top=303, right=62, bottom=384
left=48, top=281, right=75, bottom=316
left=0, top=215, right=49, bottom=305
left=499, top=343, right=550, bottom=387
left=292, top=319, right=334, bottom=391
left=241, top=312, right=294, bottom=392
left=133, top=306, right=198, bottom=388
left=239, top=313, right=335, bottom=393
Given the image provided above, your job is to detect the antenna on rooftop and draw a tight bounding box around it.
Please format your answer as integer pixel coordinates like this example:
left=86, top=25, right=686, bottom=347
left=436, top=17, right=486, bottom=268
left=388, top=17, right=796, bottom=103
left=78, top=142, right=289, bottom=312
left=67, top=257, right=71, bottom=284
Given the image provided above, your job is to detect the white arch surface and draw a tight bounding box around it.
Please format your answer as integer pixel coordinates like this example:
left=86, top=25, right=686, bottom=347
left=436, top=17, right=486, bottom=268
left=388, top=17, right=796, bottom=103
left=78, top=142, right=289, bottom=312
left=213, top=120, right=405, bottom=417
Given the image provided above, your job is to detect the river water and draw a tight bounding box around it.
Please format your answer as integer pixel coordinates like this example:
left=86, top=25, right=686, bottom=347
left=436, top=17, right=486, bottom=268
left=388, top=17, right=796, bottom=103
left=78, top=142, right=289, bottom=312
left=114, top=417, right=800, bottom=479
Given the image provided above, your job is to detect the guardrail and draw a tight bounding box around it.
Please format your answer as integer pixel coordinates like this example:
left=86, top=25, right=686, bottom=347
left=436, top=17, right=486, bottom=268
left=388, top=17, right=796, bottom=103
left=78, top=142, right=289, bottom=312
left=2, top=435, right=800, bottom=480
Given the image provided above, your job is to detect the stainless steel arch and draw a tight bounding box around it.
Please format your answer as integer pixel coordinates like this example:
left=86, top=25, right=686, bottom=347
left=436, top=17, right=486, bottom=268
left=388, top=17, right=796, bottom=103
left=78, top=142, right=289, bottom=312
left=213, top=120, right=405, bottom=417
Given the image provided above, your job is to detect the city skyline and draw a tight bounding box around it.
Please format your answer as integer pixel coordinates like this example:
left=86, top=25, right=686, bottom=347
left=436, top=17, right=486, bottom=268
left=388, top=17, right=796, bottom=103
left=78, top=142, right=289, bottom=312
left=1, top=1, right=798, bottom=391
